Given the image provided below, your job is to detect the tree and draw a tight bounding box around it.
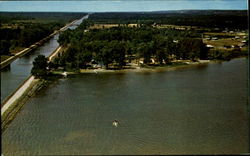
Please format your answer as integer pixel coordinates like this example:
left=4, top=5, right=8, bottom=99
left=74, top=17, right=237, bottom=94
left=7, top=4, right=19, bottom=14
left=156, top=50, right=167, bottom=64
left=100, top=45, right=113, bottom=69
left=77, top=51, right=92, bottom=68
left=58, top=29, right=72, bottom=46
left=111, top=41, right=126, bottom=69
left=0, top=40, right=11, bottom=55
left=200, top=43, right=209, bottom=59
left=137, top=42, right=152, bottom=64
left=31, top=55, right=48, bottom=78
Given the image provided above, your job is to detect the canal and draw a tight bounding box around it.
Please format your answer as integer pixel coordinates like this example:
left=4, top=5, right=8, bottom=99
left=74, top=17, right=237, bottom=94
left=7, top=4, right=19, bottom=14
left=2, top=58, right=249, bottom=155
left=1, top=15, right=89, bottom=103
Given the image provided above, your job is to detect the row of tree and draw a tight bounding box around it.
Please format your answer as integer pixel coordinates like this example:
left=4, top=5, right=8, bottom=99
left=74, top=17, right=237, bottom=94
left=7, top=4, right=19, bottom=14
left=0, top=22, right=63, bottom=55
left=90, top=10, right=248, bottom=30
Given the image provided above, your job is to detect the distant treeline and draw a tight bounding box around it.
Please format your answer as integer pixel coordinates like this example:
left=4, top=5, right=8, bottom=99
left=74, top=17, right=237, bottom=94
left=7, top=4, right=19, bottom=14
left=89, top=10, right=248, bottom=30
left=53, top=20, right=209, bottom=69
left=0, top=23, right=62, bottom=55
left=0, top=12, right=87, bottom=24
left=0, top=12, right=87, bottom=55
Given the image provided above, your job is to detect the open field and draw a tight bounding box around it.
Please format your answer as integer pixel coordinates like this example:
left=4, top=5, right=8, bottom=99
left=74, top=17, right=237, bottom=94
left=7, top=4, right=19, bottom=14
left=89, top=23, right=139, bottom=29
left=203, top=38, right=247, bottom=49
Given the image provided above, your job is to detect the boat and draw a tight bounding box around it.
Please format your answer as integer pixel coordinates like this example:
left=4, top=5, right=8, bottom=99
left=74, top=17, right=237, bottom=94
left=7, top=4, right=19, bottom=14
left=112, top=120, right=119, bottom=127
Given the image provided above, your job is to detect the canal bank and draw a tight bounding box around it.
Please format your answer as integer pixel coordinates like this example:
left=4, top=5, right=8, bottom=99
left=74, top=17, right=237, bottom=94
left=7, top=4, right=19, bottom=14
left=1, top=77, right=43, bottom=132
left=1, top=45, right=65, bottom=132
left=1, top=15, right=90, bottom=103
left=1, top=15, right=90, bottom=132
left=0, top=18, right=80, bottom=70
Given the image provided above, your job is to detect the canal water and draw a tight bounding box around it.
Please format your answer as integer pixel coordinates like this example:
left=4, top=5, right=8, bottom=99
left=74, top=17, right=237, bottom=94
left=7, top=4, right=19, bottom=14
left=1, top=15, right=88, bottom=103
left=2, top=58, right=249, bottom=155
left=1, top=34, right=59, bottom=103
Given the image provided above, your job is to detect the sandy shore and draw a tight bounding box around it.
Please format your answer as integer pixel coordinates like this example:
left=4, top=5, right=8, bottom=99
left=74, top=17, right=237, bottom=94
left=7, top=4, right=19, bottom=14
left=78, top=60, right=211, bottom=74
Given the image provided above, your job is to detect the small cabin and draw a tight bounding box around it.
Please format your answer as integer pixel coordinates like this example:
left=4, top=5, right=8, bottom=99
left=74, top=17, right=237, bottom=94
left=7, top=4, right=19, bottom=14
left=211, top=37, right=218, bottom=40
left=173, top=40, right=179, bottom=43
left=206, top=44, right=214, bottom=48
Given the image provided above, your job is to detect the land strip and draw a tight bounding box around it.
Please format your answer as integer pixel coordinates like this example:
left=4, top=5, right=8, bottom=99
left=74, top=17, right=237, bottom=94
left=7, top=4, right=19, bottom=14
left=0, top=19, right=78, bottom=70
left=1, top=78, right=47, bottom=132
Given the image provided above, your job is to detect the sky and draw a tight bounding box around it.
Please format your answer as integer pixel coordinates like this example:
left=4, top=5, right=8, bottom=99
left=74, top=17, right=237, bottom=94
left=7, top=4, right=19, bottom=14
left=0, top=0, right=248, bottom=12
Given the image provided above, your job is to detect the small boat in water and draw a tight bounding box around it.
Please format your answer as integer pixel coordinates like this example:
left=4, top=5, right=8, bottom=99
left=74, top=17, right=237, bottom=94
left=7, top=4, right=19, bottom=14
left=112, top=120, right=119, bottom=127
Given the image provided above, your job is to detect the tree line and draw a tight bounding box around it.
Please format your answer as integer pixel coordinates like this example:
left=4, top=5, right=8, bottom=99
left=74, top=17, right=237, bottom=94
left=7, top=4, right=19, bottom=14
left=89, top=10, right=248, bottom=30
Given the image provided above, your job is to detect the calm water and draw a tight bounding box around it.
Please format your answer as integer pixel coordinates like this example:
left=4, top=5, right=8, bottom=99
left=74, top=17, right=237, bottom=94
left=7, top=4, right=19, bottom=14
left=1, top=15, right=88, bottom=103
left=2, top=58, right=249, bottom=155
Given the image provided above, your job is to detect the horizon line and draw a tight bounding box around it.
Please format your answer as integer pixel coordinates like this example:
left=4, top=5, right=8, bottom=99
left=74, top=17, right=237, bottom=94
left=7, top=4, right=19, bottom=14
left=0, top=9, right=248, bottom=13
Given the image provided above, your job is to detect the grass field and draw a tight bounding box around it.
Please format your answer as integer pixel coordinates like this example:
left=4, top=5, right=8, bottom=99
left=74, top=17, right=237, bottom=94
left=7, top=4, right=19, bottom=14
left=204, top=38, right=246, bottom=48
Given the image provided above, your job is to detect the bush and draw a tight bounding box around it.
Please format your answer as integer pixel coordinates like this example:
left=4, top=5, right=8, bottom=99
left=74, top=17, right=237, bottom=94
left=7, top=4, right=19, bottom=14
left=31, top=55, right=48, bottom=78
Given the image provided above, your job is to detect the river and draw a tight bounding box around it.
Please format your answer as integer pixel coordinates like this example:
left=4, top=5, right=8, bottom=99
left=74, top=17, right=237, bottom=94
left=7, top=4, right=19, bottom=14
left=2, top=57, right=249, bottom=155
left=1, top=15, right=89, bottom=103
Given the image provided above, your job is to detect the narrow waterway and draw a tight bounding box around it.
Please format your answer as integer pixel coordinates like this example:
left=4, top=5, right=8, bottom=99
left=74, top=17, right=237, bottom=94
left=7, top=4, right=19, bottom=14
left=2, top=58, right=249, bottom=155
left=1, top=15, right=88, bottom=103
left=1, top=34, right=59, bottom=103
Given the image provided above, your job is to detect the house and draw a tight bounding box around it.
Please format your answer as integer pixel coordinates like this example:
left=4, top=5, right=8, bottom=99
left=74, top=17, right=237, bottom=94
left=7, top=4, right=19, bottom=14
left=206, top=44, right=214, bottom=48
left=151, top=58, right=155, bottom=63
left=173, top=40, right=179, bottom=43
left=232, top=45, right=240, bottom=49
left=211, top=37, right=218, bottom=40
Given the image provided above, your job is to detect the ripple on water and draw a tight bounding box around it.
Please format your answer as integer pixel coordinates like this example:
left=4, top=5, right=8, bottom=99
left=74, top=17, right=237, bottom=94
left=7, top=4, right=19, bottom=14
left=2, top=58, right=249, bottom=155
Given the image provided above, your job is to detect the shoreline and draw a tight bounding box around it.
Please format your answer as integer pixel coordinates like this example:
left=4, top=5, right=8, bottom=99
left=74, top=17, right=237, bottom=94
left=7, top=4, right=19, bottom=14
left=53, top=56, right=248, bottom=75
left=53, top=60, right=212, bottom=75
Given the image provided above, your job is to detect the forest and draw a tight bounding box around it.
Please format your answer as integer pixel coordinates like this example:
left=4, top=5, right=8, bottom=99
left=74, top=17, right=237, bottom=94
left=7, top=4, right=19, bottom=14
left=90, top=10, right=248, bottom=30
left=0, top=12, right=86, bottom=56
left=51, top=9, right=248, bottom=71
left=51, top=20, right=209, bottom=70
